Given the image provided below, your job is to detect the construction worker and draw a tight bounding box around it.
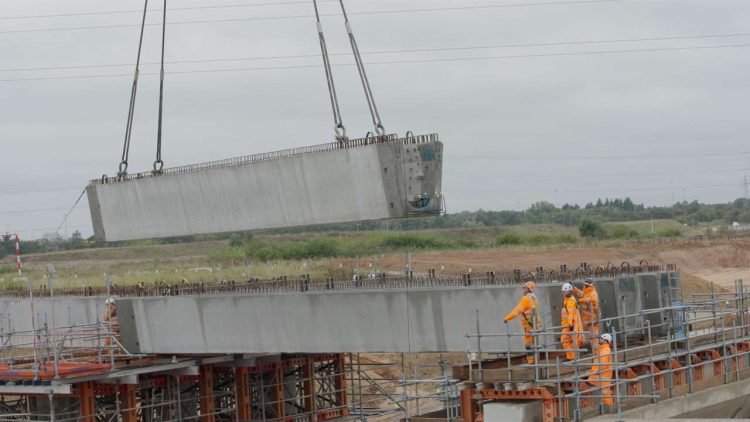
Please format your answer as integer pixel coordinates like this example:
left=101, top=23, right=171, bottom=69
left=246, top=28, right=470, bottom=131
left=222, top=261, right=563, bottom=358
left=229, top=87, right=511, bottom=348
left=561, top=283, right=584, bottom=361
left=588, top=333, right=614, bottom=405
left=503, top=281, right=542, bottom=364
left=574, top=278, right=600, bottom=348
left=103, top=297, right=119, bottom=349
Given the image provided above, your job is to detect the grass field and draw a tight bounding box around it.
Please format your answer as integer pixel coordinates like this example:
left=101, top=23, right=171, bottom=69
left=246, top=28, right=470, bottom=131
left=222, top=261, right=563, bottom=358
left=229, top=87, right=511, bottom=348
left=0, top=219, right=736, bottom=291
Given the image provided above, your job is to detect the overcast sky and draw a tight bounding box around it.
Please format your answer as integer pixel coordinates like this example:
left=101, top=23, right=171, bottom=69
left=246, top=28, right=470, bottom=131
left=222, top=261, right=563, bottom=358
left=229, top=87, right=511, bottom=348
left=2, top=0, right=750, bottom=239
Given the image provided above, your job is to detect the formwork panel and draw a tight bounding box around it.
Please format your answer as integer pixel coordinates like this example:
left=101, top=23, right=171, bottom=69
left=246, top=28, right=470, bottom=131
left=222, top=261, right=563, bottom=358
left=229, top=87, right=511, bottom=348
left=638, top=274, right=667, bottom=336
left=617, top=276, right=639, bottom=337
left=596, top=279, right=619, bottom=333
left=87, top=135, right=443, bottom=242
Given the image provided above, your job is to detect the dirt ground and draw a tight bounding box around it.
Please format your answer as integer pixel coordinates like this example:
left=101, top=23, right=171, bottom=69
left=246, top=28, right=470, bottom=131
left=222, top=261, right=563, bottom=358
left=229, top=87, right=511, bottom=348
left=342, top=238, right=750, bottom=293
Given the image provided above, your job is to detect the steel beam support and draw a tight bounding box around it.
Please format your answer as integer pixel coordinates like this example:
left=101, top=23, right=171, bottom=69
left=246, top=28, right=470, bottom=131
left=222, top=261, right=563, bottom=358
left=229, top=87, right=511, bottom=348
left=272, top=366, right=285, bottom=420
left=236, top=367, right=251, bottom=422
left=334, top=354, right=349, bottom=416
left=79, top=382, right=96, bottom=422
left=460, top=387, right=475, bottom=422
left=199, top=365, right=216, bottom=422
left=303, top=357, right=317, bottom=422
left=122, top=384, right=138, bottom=422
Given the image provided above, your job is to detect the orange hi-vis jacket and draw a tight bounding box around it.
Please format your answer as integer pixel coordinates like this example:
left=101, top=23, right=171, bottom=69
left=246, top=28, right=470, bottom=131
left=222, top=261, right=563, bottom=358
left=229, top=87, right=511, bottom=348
left=104, top=304, right=120, bottom=334
left=589, top=342, right=613, bottom=384
left=561, top=295, right=584, bottom=348
left=573, top=285, right=600, bottom=328
left=504, top=293, right=542, bottom=330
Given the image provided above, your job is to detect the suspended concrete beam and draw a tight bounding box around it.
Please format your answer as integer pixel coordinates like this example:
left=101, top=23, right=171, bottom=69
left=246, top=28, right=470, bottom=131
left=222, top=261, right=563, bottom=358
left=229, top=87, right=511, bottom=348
left=87, top=134, right=443, bottom=242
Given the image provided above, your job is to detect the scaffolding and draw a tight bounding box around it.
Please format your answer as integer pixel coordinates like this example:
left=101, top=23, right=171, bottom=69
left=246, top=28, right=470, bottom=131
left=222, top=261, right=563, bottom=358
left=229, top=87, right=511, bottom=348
left=461, top=280, right=750, bottom=422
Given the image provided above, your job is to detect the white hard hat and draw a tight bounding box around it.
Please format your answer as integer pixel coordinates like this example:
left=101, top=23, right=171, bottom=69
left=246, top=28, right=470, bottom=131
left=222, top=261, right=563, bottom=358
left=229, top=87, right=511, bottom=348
left=600, top=333, right=612, bottom=343
left=561, top=282, right=573, bottom=293
left=105, top=297, right=115, bottom=305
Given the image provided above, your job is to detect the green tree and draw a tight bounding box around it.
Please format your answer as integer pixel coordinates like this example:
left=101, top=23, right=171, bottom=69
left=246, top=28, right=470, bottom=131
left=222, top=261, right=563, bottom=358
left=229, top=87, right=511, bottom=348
left=579, top=218, right=607, bottom=239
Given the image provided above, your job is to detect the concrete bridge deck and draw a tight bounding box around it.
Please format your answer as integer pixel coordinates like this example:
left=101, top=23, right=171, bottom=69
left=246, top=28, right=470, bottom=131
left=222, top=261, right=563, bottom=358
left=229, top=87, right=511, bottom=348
left=0, top=269, right=679, bottom=355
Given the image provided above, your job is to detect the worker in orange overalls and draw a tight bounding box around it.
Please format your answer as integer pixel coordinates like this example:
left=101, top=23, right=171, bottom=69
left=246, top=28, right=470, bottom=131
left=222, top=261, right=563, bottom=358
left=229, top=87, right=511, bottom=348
left=588, top=333, right=614, bottom=405
left=103, top=297, right=120, bottom=351
left=574, top=278, right=600, bottom=349
left=561, top=282, right=584, bottom=361
left=504, top=281, right=542, bottom=364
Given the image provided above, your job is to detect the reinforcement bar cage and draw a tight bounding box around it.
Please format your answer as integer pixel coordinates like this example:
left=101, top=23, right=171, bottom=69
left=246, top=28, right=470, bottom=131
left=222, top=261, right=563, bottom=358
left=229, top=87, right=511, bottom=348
left=90, top=133, right=440, bottom=185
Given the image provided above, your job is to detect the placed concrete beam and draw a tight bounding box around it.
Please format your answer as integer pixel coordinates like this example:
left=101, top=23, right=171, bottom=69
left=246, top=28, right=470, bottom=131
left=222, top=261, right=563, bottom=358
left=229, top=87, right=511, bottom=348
left=87, top=134, right=443, bottom=241
left=0, top=271, right=678, bottom=355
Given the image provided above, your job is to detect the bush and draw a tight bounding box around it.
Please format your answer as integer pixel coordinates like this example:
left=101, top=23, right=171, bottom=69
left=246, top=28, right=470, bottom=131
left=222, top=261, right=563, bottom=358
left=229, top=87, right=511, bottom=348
left=303, top=238, right=341, bottom=258
left=380, top=234, right=448, bottom=249
left=229, top=232, right=254, bottom=248
left=657, top=227, right=682, bottom=238
left=579, top=219, right=607, bottom=239
left=556, top=234, right=578, bottom=244
left=525, top=234, right=551, bottom=246
left=610, top=225, right=639, bottom=239
left=496, top=232, right=522, bottom=246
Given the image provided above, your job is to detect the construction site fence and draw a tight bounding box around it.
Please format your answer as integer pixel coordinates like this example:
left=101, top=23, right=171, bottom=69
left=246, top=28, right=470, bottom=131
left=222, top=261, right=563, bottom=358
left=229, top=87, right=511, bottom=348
left=0, top=263, right=677, bottom=299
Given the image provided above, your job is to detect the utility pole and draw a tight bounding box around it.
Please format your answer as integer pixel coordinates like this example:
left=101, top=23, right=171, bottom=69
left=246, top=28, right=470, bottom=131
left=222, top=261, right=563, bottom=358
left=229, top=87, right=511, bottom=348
left=670, top=180, right=675, bottom=204
left=744, top=175, right=749, bottom=205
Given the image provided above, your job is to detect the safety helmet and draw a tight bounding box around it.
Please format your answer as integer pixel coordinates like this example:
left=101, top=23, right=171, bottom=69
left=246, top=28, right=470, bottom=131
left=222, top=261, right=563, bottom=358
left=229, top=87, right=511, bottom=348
left=600, top=333, right=612, bottom=343
left=105, top=297, right=115, bottom=305
left=523, top=281, right=537, bottom=292
left=561, top=282, right=573, bottom=293
left=584, top=278, right=594, bottom=286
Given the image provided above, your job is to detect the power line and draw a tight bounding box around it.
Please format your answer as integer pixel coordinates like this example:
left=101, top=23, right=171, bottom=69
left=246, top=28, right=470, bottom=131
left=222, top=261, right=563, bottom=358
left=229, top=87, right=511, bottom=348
left=460, top=182, right=740, bottom=194
left=0, top=205, right=86, bottom=216
left=0, top=0, right=628, bottom=35
left=447, top=167, right=750, bottom=179
left=0, top=0, right=335, bottom=20
left=14, top=225, right=88, bottom=235
left=0, top=186, right=86, bottom=195
left=4, top=32, right=749, bottom=73
left=452, top=150, right=750, bottom=161
left=3, top=42, right=749, bottom=83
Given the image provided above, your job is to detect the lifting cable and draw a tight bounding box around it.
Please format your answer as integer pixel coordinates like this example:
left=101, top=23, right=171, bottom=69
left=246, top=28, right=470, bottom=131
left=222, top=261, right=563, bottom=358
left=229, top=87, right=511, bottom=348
left=118, top=0, right=149, bottom=179
left=312, top=0, right=348, bottom=143
left=154, top=0, right=167, bottom=173
left=338, top=0, right=385, bottom=136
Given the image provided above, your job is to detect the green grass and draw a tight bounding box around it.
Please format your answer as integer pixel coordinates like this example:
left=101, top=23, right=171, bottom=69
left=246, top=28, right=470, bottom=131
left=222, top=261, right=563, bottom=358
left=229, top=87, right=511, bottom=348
left=6, top=219, right=722, bottom=291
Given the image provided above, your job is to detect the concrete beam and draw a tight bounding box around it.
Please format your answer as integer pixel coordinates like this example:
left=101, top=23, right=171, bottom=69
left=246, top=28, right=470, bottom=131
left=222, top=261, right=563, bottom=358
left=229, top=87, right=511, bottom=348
left=0, top=272, right=678, bottom=355
left=87, top=134, right=443, bottom=241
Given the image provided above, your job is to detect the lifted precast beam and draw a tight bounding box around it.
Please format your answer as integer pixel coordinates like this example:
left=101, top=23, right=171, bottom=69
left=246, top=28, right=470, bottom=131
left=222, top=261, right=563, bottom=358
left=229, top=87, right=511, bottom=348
left=87, top=134, right=443, bottom=241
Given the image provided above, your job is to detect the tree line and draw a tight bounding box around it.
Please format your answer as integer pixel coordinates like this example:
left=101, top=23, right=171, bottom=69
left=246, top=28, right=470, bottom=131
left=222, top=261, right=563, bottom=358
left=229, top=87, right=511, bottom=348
left=3, top=197, right=749, bottom=259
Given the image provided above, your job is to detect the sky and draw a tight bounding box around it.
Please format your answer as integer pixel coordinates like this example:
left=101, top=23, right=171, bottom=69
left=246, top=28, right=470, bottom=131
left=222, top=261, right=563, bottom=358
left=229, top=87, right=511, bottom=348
left=2, top=0, right=750, bottom=239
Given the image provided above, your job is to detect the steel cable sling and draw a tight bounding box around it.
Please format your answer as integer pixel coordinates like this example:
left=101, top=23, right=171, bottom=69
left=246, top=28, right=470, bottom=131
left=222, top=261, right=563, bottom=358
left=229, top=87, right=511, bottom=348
left=312, top=0, right=348, bottom=143
left=337, top=0, right=386, bottom=137
left=116, top=0, right=168, bottom=179
left=154, top=0, right=168, bottom=173
left=118, top=0, right=150, bottom=179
